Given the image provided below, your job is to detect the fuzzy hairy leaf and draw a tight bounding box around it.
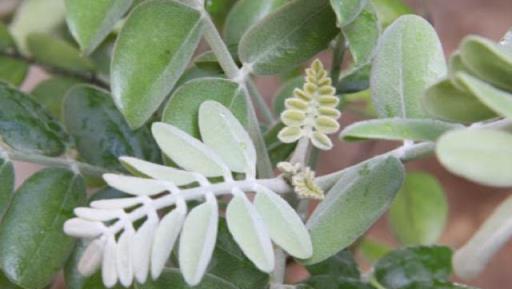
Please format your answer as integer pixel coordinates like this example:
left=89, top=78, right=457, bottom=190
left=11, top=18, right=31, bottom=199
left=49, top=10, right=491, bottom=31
left=120, top=156, right=197, bottom=186
left=111, top=0, right=203, bottom=128
left=0, top=157, right=14, bottom=219
left=330, top=0, right=367, bottom=27
left=151, top=210, right=185, bottom=280
left=342, top=2, right=379, bottom=65
left=371, top=15, right=446, bottom=118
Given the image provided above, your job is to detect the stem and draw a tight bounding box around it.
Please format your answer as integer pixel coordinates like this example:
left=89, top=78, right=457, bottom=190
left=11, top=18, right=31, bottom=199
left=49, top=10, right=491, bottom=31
left=0, top=50, right=109, bottom=89
left=270, top=249, right=287, bottom=287
left=198, top=10, right=274, bottom=178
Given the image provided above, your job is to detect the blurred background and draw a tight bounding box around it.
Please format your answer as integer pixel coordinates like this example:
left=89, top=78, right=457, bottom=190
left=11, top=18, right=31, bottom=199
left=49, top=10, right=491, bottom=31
left=1, top=0, right=511, bottom=288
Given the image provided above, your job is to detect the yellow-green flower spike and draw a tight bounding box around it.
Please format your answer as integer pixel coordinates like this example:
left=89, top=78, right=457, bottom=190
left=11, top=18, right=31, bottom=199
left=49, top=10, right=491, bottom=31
left=277, top=161, right=324, bottom=200
left=278, top=59, right=341, bottom=150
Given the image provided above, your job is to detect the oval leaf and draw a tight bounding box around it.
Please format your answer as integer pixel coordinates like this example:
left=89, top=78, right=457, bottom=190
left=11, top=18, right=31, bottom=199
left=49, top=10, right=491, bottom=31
left=389, top=172, right=448, bottom=245
left=162, top=78, right=247, bottom=139
left=436, top=129, right=512, bottom=187
left=152, top=122, right=229, bottom=177
left=151, top=209, right=185, bottom=280
left=330, top=0, right=367, bottom=27
left=305, top=157, right=404, bottom=264
left=31, top=77, right=80, bottom=118
left=423, top=78, right=496, bottom=124
left=342, top=2, right=379, bottom=65
left=66, top=0, right=133, bottom=54
left=254, top=187, right=312, bottom=259
left=63, top=85, right=159, bottom=170
left=0, top=56, right=29, bottom=86
left=199, top=101, right=256, bottom=175
left=226, top=194, right=274, bottom=272
left=0, top=168, right=85, bottom=289
left=120, top=156, right=197, bottom=186
left=111, top=0, right=203, bottom=128
left=239, top=0, right=338, bottom=74
left=0, top=83, right=69, bottom=156
left=103, top=174, right=167, bottom=196
left=179, top=200, right=219, bottom=286
left=371, top=15, right=446, bottom=118
left=340, top=118, right=462, bottom=142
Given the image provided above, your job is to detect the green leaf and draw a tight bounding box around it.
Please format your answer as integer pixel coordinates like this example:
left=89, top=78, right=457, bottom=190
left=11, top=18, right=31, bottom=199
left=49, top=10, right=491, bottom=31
left=305, top=156, right=404, bottom=264
left=8, top=0, right=66, bottom=55
left=0, top=22, right=15, bottom=51
left=63, top=85, right=160, bottom=171
left=389, top=172, right=448, bottom=245
left=0, top=83, right=69, bottom=156
left=371, top=15, right=446, bottom=118
left=239, top=0, right=338, bottom=74
left=272, top=76, right=304, bottom=116
left=205, top=0, right=237, bottom=28
left=66, top=0, right=133, bottom=55
left=459, top=36, right=512, bottom=92
left=337, top=64, right=370, bottom=93
left=374, top=246, right=452, bottom=289
left=340, top=118, right=462, bottom=142
left=330, top=0, right=367, bottom=27
left=138, top=268, right=239, bottom=289
left=423, top=78, right=496, bottom=124
left=209, top=218, right=269, bottom=289
left=0, top=273, right=23, bottom=289
left=436, top=129, right=512, bottom=187
left=120, top=156, right=197, bottom=186
left=455, top=72, right=512, bottom=119
left=223, top=0, right=286, bottom=53
left=370, top=0, right=412, bottom=28
left=111, top=0, right=203, bottom=128
left=199, top=101, right=256, bottom=175
left=179, top=201, right=219, bottom=286
left=254, top=187, right=312, bottom=259
left=0, top=168, right=85, bottom=289
left=26, top=33, right=95, bottom=73
left=396, top=281, right=478, bottom=289
left=342, top=2, right=379, bottom=65
left=306, top=250, right=360, bottom=281
left=359, top=238, right=392, bottom=263
left=162, top=78, right=247, bottom=139
left=31, top=77, right=80, bottom=118
left=0, top=157, right=14, bottom=219
left=226, top=194, right=274, bottom=272
left=0, top=56, right=28, bottom=86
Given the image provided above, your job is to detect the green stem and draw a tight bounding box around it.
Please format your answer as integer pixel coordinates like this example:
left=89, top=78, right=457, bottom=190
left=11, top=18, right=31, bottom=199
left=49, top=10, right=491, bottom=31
left=199, top=10, right=274, bottom=178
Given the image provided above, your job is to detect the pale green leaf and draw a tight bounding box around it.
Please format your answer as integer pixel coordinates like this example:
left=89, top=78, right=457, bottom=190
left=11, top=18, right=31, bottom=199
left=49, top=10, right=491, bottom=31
left=389, top=172, right=448, bottom=245
left=371, top=15, right=446, bottom=118
left=120, top=156, right=197, bottom=186
left=342, top=2, right=379, bottom=65
left=453, top=195, right=512, bottom=280
left=226, top=194, right=274, bottom=272
left=111, top=0, right=203, bottom=128
left=455, top=72, right=512, bottom=119
left=423, top=78, right=496, bottom=124
left=436, top=129, right=512, bottom=187
left=0, top=157, right=14, bottom=219
left=330, top=0, right=367, bottom=27
left=340, top=118, right=462, bottom=142
left=501, top=28, right=512, bottom=50
left=152, top=122, right=229, bottom=177
left=66, top=0, right=133, bottom=54
left=459, top=36, right=512, bottom=92
left=370, top=0, right=412, bottom=28
left=151, top=210, right=185, bottom=280
left=239, top=0, right=338, bottom=74
left=199, top=101, right=256, bottom=175
left=336, top=64, right=370, bottom=93
left=162, top=78, right=247, bottom=139
left=8, top=0, right=66, bottom=55
left=179, top=201, right=219, bottom=286
left=254, top=187, right=312, bottom=259
left=305, top=156, right=404, bottom=264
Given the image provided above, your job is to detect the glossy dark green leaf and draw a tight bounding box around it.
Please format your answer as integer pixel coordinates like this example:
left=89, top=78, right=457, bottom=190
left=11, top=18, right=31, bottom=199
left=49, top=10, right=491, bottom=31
left=31, top=77, right=80, bottom=118
left=208, top=218, right=269, bottom=289
left=272, top=75, right=303, bottom=116
left=239, top=0, right=337, bottom=74
left=307, top=250, right=360, bottom=278
left=340, top=118, right=462, bottom=142
left=162, top=78, right=247, bottom=138
left=370, top=0, right=412, bottom=28
left=63, top=84, right=159, bottom=171
left=337, top=64, right=370, bottom=93
left=111, top=0, right=203, bottom=128
left=306, top=157, right=404, bottom=264
left=0, top=157, right=14, bottom=219
left=0, top=83, right=69, bottom=156
left=137, top=268, right=239, bottom=289
left=374, top=246, right=452, bottom=289
left=459, top=36, right=512, bottom=92
left=371, top=15, right=446, bottom=118
left=423, top=78, right=496, bottom=124
left=330, top=0, right=367, bottom=27
left=0, top=22, right=14, bottom=51
left=436, top=129, right=512, bottom=187
left=455, top=72, right=512, bottom=119
left=264, top=122, right=296, bottom=166
left=389, top=172, right=447, bottom=245
left=26, top=33, right=95, bottom=73
left=66, top=0, right=133, bottom=55
left=0, top=168, right=85, bottom=289
left=342, top=2, right=379, bottom=65
left=224, top=0, right=286, bottom=53
left=0, top=56, right=28, bottom=86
